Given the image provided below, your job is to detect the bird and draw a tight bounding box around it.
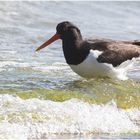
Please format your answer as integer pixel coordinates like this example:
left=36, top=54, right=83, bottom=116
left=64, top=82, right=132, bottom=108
left=36, top=21, right=140, bottom=80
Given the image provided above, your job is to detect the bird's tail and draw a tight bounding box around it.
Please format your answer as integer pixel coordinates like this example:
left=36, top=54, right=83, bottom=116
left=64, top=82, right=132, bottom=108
left=132, top=40, right=140, bottom=55
left=132, top=40, right=140, bottom=46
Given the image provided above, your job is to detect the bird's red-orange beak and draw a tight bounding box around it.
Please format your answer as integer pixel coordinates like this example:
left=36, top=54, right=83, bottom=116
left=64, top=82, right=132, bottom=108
left=36, top=33, right=60, bottom=51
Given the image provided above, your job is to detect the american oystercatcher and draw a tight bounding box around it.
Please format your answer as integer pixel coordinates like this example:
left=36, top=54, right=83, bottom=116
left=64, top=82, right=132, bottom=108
left=36, top=21, right=140, bottom=79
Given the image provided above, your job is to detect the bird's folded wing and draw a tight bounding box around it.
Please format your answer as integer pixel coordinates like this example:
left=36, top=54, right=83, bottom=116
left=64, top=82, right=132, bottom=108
left=97, top=49, right=139, bottom=67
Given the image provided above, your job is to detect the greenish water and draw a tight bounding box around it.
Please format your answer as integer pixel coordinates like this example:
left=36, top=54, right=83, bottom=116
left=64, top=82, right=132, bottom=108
left=1, top=79, right=140, bottom=109
left=0, top=80, right=140, bottom=139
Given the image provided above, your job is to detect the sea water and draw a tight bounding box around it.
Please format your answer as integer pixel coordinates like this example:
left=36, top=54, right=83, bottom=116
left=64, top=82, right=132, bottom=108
left=0, top=1, right=140, bottom=139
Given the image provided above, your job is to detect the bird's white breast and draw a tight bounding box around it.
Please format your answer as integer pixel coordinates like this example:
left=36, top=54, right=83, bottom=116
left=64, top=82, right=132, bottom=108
left=69, top=50, right=116, bottom=78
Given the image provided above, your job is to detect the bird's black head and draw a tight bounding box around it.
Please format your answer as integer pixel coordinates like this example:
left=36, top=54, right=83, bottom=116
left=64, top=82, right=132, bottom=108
left=35, top=21, right=82, bottom=52
left=56, top=21, right=82, bottom=40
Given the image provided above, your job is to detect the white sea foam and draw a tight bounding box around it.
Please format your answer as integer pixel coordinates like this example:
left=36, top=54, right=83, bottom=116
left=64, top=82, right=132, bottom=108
left=111, top=57, right=140, bottom=80
left=0, top=94, right=139, bottom=139
left=33, top=65, right=69, bottom=73
left=0, top=61, right=30, bottom=71
left=32, top=62, right=77, bottom=79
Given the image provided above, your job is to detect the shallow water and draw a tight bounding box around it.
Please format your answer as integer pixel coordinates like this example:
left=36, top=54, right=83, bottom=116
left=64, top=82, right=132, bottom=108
left=0, top=1, right=140, bottom=139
